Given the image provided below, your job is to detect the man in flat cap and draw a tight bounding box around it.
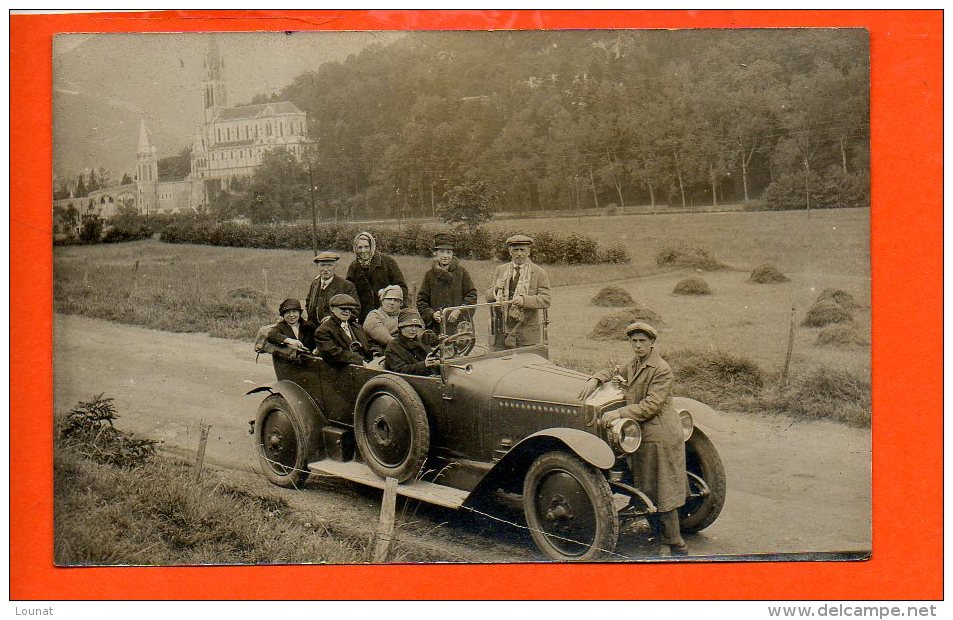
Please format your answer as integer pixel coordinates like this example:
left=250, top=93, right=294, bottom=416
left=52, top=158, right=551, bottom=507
left=578, top=322, right=689, bottom=556
left=314, top=293, right=373, bottom=366
left=306, top=251, right=360, bottom=325
left=417, top=233, right=478, bottom=334
left=485, top=234, right=551, bottom=349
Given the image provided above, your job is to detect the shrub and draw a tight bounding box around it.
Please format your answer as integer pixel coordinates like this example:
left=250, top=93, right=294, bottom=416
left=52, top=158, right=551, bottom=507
left=667, top=349, right=765, bottom=397
left=102, top=224, right=154, bottom=243
left=802, top=300, right=853, bottom=327
left=655, top=241, right=726, bottom=270
left=160, top=221, right=626, bottom=264
left=772, top=369, right=871, bottom=427
left=815, top=324, right=870, bottom=347
left=749, top=264, right=790, bottom=284
left=590, top=286, right=635, bottom=307
left=673, top=277, right=712, bottom=295
left=589, top=307, right=664, bottom=340
left=58, top=394, right=157, bottom=468
left=762, top=168, right=870, bottom=211
left=816, top=288, right=862, bottom=310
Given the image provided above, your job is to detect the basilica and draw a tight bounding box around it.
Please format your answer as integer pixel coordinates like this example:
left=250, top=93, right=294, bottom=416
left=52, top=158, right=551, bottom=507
left=56, top=36, right=309, bottom=222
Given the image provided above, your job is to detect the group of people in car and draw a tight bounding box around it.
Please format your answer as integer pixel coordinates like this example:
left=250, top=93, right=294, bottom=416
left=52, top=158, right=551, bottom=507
left=266, top=230, right=552, bottom=376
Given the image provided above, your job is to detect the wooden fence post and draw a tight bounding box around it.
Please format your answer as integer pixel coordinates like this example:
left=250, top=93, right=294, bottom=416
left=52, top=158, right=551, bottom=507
left=372, top=477, right=398, bottom=562
left=780, top=303, right=797, bottom=388
left=193, top=423, right=211, bottom=483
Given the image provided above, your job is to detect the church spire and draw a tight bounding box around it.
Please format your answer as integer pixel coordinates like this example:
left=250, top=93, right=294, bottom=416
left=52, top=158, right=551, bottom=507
left=203, top=35, right=227, bottom=123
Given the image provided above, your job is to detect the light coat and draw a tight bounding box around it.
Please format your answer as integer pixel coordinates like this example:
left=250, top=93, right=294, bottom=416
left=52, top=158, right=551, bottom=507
left=485, top=260, right=551, bottom=347
left=593, top=348, right=687, bottom=512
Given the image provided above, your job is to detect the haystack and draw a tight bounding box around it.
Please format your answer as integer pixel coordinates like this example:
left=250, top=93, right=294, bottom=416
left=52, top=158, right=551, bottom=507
left=590, top=285, right=635, bottom=307
left=816, top=288, right=862, bottom=310
left=801, top=300, right=853, bottom=327
left=673, top=277, right=712, bottom=295
left=748, top=264, right=789, bottom=284
left=655, top=241, right=726, bottom=271
left=815, top=324, right=870, bottom=346
left=589, top=307, right=664, bottom=340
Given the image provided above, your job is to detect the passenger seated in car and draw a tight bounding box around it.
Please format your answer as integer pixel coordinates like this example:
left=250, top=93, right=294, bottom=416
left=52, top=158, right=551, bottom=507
left=267, top=298, right=316, bottom=353
left=363, top=285, right=403, bottom=355
left=384, top=309, right=440, bottom=376
left=314, top=294, right=374, bottom=366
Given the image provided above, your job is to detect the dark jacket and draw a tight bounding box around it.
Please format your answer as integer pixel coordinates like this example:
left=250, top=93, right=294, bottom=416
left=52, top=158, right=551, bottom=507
left=266, top=319, right=317, bottom=352
left=306, top=275, right=359, bottom=324
left=314, top=317, right=373, bottom=365
left=416, top=257, right=478, bottom=331
left=384, top=334, right=435, bottom=376
left=346, top=253, right=408, bottom=323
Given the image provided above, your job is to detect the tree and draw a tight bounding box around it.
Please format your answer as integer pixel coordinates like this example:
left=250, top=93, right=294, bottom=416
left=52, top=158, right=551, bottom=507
left=79, top=211, right=103, bottom=243
left=74, top=175, right=87, bottom=197
left=120, top=172, right=133, bottom=185
left=436, top=180, right=497, bottom=232
left=245, top=147, right=309, bottom=223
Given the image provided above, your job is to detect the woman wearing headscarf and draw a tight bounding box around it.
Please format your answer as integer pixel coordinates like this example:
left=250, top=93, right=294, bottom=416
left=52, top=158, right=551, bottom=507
left=363, top=285, right=404, bottom=354
left=346, top=231, right=408, bottom=323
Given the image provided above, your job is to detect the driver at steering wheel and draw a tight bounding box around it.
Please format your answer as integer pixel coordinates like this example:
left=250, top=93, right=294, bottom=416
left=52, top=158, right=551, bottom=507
left=384, top=309, right=440, bottom=376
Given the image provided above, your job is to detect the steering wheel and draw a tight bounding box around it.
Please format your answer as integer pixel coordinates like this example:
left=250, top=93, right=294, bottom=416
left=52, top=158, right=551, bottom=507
left=440, top=321, right=476, bottom=358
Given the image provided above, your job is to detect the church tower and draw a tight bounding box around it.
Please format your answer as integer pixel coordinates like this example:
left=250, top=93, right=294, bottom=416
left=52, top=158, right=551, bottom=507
left=136, top=119, right=158, bottom=214
left=203, top=35, right=227, bottom=124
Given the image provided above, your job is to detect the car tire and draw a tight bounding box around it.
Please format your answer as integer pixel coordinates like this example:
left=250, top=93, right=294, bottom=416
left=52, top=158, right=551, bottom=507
left=679, top=427, right=727, bottom=533
left=523, top=451, right=619, bottom=561
left=255, top=393, right=315, bottom=488
left=354, top=374, right=430, bottom=483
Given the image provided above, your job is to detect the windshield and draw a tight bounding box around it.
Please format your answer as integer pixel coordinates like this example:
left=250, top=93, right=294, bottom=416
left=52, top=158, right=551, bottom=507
left=432, top=301, right=548, bottom=360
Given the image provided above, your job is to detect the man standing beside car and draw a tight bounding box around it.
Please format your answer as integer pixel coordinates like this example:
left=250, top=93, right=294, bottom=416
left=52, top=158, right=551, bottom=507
left=346, top=231, right=408, bottom=324
left=485, top=234, right=551, bottom=349
left=578, top=321, right=689, bottom=556
left=417, top=233, right=478, bottom=334
left=306, top=251, right=359, bottom=324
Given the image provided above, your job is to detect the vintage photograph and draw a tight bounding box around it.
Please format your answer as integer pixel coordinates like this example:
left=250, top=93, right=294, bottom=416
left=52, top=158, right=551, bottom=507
left=52, top=29, right=871, bottom=564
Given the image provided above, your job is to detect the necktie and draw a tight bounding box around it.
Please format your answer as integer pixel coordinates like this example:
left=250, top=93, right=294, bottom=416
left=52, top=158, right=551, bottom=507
left=509, top=265, right=521, bottom=297
left=341, top=322, right=354, bottom=343
left=321, top=278, right=331, bottom=290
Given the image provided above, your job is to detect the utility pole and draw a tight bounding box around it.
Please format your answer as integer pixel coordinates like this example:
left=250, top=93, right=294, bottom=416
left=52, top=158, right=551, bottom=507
left=308, top=159, right=318, bottom=257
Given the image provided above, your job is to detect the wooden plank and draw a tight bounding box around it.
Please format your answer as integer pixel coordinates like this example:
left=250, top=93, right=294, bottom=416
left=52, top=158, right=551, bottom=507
left=372, top=477, right=397, bottom=562
left=309, top=460, right=469, bottom=509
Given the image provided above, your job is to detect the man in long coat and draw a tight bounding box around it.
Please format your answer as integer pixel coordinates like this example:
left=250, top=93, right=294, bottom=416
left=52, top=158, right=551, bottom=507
left=416, top=233, right=478, bottom=333
left=306, top=251, right=359, bottom=324
left=485, top=234, right=551, bottom=349
left=578, top=321, right=689, bottom=556
left=346, top=231, right=408, bottom=324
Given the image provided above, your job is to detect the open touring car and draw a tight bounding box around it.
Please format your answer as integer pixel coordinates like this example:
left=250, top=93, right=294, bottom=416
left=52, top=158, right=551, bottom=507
left=247, top=301, right=726, bottom=560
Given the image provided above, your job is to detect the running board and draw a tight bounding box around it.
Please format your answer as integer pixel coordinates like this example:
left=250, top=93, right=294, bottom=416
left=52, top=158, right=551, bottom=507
left=308, top=460, right=470, bottom=509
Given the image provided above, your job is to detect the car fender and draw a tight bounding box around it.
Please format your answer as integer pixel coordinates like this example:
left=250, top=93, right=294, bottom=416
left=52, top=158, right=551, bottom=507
left=246, top=380, right=328, bottom=430
left=673, top=396, right=723, bottom=433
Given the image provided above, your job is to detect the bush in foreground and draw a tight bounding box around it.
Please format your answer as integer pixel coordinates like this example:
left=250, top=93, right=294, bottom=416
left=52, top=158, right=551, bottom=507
left=673, top=277, right=712, bottom=295
left=802, top=300, right=853, bottom=327
left=58, top=394, right=157, bottom=468
left=772, top=369, right=871, bottom=427
left=589, top=307, right=664, bottom=340
left=666, top=349, right=765, bottom=398
left=590, top=285, right=635, bottom=307
left=748, top=264, right=790, bottom=284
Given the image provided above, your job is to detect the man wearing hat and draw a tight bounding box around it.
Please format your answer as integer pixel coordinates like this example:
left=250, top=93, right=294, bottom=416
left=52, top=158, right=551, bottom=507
left=306, top=251, right=360, bottom=324
left=416, top=233, right=478, bottom=333
left=266, top=298, right=317, bottom=353
left=578, top=322, right=689, bottom=556
left=384, top=309, right=440, bottom=376
left=346, top=231, right=408, bottom=323
left=313, top=293, right=373, bottom=366
left=485, top=234, right=552, bottom=349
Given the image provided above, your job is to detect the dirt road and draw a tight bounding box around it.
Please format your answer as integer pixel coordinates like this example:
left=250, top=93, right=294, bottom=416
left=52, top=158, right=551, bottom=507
left=53, top=314, right=871, bottom=562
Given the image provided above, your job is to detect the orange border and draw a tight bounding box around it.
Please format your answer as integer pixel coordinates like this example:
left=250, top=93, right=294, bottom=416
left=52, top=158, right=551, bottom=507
left=11, top=10, right=942, bottom=600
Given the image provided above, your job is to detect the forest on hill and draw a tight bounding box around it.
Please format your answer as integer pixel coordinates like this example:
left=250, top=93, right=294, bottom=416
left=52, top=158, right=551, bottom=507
left=239, top=28, right=868, bottom=220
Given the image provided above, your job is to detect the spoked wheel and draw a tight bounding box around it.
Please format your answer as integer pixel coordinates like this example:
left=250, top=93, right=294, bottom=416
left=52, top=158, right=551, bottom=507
left=679, top=427, right=727, bottom=533
left=255, top=394, right=315, bottom=488
left=354, top=375, right=430, bottom=483
left=523, top=452, right=619, bottom=561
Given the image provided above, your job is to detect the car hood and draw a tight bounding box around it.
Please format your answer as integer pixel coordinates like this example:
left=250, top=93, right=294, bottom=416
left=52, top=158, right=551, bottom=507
left=491, top=360, right=592, bottom=406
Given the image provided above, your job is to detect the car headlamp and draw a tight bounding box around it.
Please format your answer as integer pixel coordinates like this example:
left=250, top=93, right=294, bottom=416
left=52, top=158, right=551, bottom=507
left=678, top=409, right=694, bottom=441
left=607, top=417, right=642, bottom=454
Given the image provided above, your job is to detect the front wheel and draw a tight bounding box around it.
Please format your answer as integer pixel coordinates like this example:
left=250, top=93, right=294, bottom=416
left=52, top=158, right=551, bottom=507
left=679, top=427, right=727, bottom=533
left=255, top=394, right=316, bottom=488
left=523, top=452, right=619, bottom=561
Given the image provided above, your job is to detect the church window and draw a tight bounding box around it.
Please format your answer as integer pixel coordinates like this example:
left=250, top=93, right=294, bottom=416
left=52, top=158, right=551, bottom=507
left=279, top=123, right=283, bottom=136
left=217, top=128, right=221, bottom=142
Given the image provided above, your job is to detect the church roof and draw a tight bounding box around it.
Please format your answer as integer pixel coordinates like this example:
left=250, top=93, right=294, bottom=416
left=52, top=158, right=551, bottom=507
left=213, top=101, right=304, bottom=122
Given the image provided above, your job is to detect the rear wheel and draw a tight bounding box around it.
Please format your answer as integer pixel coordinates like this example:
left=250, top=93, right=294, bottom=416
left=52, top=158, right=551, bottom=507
left=354, top=375, right=430, bottom=483
left=255, top=394, right=315, bottom=488
left=679, top=428, right=726, bottom=533
left=523, top=452, right=619, bottom=561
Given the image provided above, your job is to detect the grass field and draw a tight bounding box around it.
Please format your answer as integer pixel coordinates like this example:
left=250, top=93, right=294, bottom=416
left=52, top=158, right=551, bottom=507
left=54, top=208, right=871, bottom=424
